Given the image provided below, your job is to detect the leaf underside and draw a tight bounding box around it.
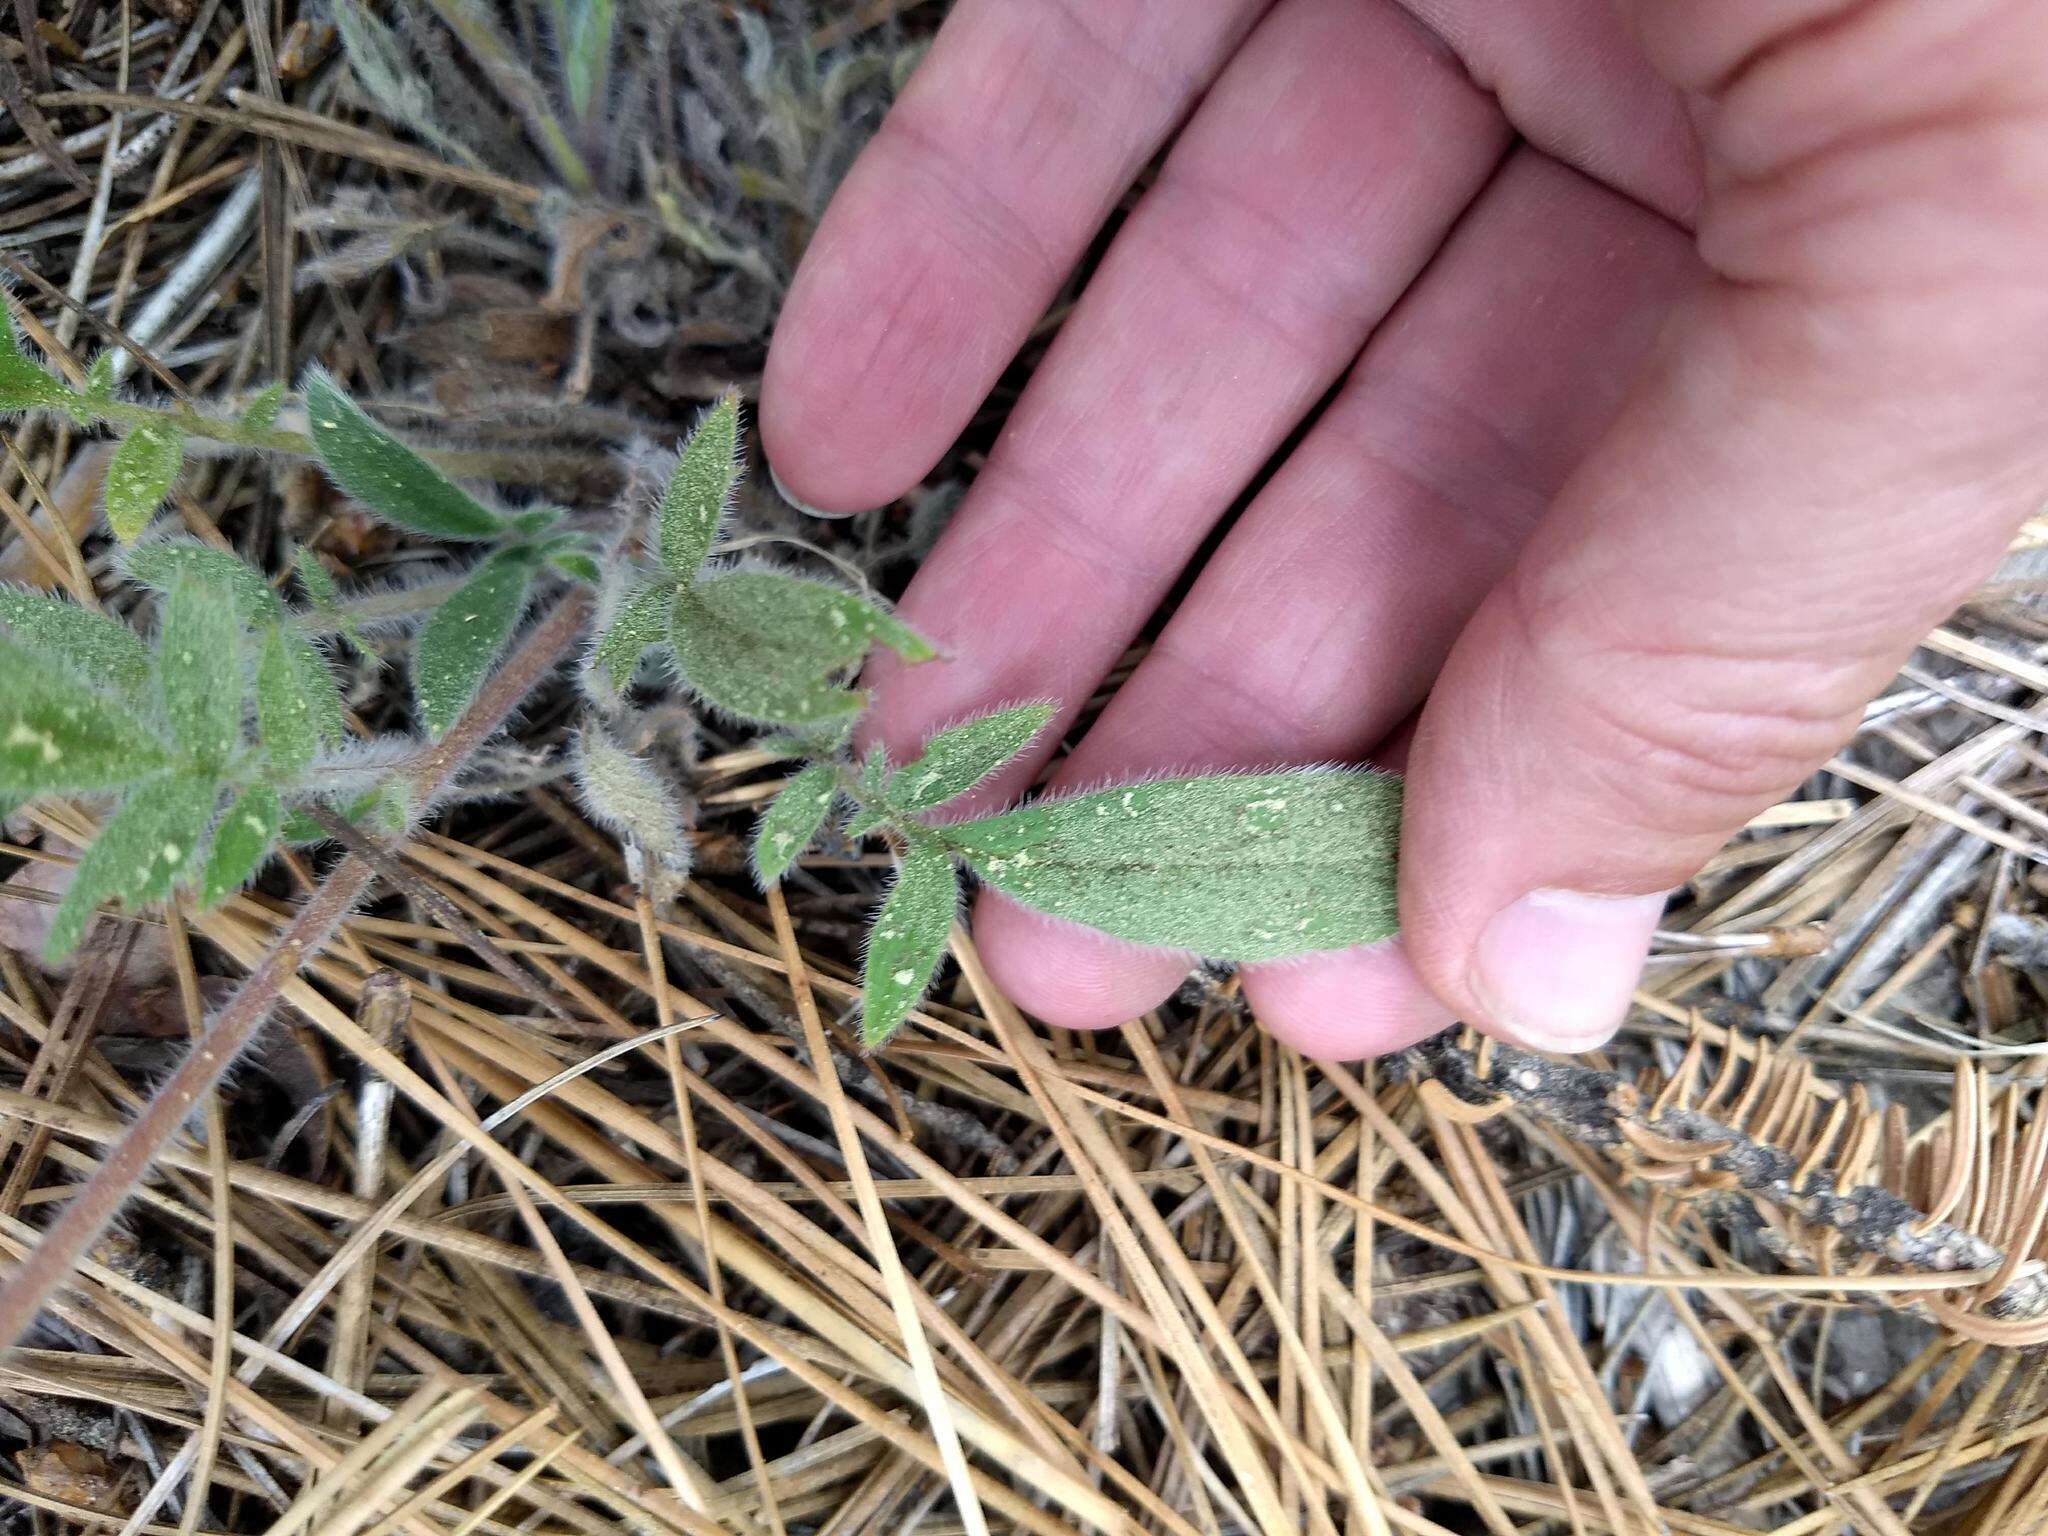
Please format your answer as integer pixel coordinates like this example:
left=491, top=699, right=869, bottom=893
left=947, top=769, right=1404, bottom=963
left=575, top=727, right=691, bottom=871
left=861, top=840, right=958, bottom=1048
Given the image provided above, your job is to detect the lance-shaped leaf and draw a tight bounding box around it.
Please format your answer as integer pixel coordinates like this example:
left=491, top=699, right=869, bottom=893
left=656, top=390, right=740, bottom=579
left=256, top=625, right=319, bottom=778
left=0, top=311, right=73, bottom=412
left=304, top=369, right=506, bottom=540
left=199, top=784, right=281, bottom=907
left=83, top=353, right=115, bottom=400
left=289, top=631, right=348, bottom=748
left=861, top=840, right=958, bottom=1048
left=947, top=769, right=1404, bottom=963
left=589, top=578, right=673, bottom=692
left=574, top=726, right=691, bottom=873
left=45, top=777, right=218, bottom=961
left=558, top=0, right=615, bottom=117
left=0, top=588, right=150, bottom=699
left=104, top=424, right=185, bottom=542
left=122, top=540, right=283, bottom=624
left=413, top=550, right=535, bottom=736
left=0, top=639, right=171, bottom=797
left=752, top=763, right=837, bottom=886
left=696, top=568, right=933, bottom=669
left=155, top=579, right=243, bottom=771
left=669, top=586, right=864, bottom=727
left=889, top=702, right=1054, bottom=815
left=293, top=547, right=371, bottom=657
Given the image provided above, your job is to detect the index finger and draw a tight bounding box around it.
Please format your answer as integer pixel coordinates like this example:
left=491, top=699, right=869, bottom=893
left=759, top=0, right=1268, bottom=512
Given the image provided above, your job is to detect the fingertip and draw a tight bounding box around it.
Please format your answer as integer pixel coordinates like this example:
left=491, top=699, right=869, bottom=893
left=973, top=889, right=1190, bottom=1031
left=1241, top=940, right=1457, bottom=1062
left=766, top=461, right=860, bottom=520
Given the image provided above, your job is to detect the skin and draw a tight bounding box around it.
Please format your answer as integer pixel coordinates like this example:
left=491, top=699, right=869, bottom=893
left=760, top=0, right=2048, bottom=1060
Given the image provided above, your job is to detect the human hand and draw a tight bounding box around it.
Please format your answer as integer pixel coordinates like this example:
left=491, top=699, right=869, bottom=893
left=759, top=0, right=2048, bottom=1059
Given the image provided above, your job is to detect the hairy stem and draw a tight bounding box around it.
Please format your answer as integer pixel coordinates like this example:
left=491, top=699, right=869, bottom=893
left=0, top=589, right=592, bottom=1348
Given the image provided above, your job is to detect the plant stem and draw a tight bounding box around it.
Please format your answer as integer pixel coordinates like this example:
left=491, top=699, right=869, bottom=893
left=0, top=589, right=592, bottom=1350
left=86, top=394, right=308, bottom=454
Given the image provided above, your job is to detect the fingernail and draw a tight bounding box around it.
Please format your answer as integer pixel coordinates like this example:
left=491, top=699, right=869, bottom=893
left=768, top=462, right=845, bottom=518
left=1469, top=888, right=1666, bottom=1052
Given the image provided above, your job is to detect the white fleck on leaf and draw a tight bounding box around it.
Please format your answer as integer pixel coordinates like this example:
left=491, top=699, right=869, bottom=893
left=887, top=702, right=1055, bottom=815
left=45, top=776, right=218, bottom=962
left=121, top=540, right=283, bottom=625
left=303, top=368, right=507, bottom=541
left=751, top=762, right=837, bottom=886
left=155, top=578, right=242, bottom=771
left=239, top=381, right=286, bottom=433
left=103, top=424, right=185, bottom=543
left=256, top=625, right=318, bottom=779
left=412, top=550, right=536, bottom=736
left=669, top=586, right=864, bottom=727
left=860, top=839, right=957, bottom=1049
left=199, top=784, right=281, bottom=907
left=0, top=637, right=171, bottom=798
left=656, top=390, right=741, bottom=580
left=948, top=769, right=1404, bottom=963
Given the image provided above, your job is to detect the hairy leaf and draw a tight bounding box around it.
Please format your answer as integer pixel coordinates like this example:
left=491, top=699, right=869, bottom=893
left=574, top=726, right=691, bottom=873
left=45, top=777, right=217, bottom=962
left=589, top=578, right=673, bottom=692
left=256, top=626, right=319, bottom=779
left=752, top=763, right=836, bottom=885
left=0, top=310, right=71, bottom=412
left=0, top=639, right=171, bottom=796
left=669, top=587, right=863, bottom=726
left=0, top=587, right=150, bottom=699
left=199, top=784, right=281, bottom=907
left=104, top=424, right=184, bottom=542
left=293, top=547, right=370, bottom=656
left=549, top=548, right=601, bottom=584
left=83, top=353, right=115, bottom=399
left=656, top=390, right=740, bottom=579
left=696, top=568, right=932, bottom=669
left=304, top=369, right=506, bottom=540
left=889, top=702, right=1054, bottom=815
left=413, top=551, right=534, bottom=736
left=122, top=540, right=283, bottom=624
left=948, top=769, right=1404, bottom=962
left=155, top=579, right=242, bottom=770
left=861, top=840, right=957, bottom=1048
left=240, top=381, right=286, bottom=432
left=286, top=630, right=348, bottom=749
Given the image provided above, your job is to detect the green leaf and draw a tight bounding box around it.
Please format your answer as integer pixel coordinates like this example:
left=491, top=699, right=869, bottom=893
left=199, top=784, right=280, bottom=906
left=656, top=391, right=741, bottom=579
left=558, top=0, right=615, bottom=117
left=0, top=638, right=171, bottom=797
left=303, top=369, right=506, bottom=541
left=122, top=540, right=283, bottom=624
left=752, top=763, right=837, bottom=886
left=413, top=551, right=535, bottom=736
left=889, top=703, right=1054, bottom=815
left=0, top=587, right=150, bottom=699
left=948, top=769, right=1404, bottom=963
left=45, top=777, right=218, bottom=962
left=103, top=424, right=185, bottom=543
left=257, top=625, right=320, bottom=778
left=574, top=726, right=691, bottom=873
left=83, top=353, right=115, bottom=400
left=696, top=568, right=933, bottom=668
left=549, top=549, right=602, bottom=584
left=860, top=841, right=957, bottom=1048
left=287, top=631, right=348, bottom=748
left=589, top=578, right=673, bottom=691
left=155, top=578, right=242, bottom=770
left=292, top=547, right=371, bottom=658
left=240, top=381, right=286, bottom=433
left=0, top=309, right=73, bottom=412
left=669, top=586, right=863, bottom=727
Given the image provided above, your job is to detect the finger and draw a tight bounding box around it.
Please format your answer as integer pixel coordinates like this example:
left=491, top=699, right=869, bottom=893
left=975, top=150, right=1700, bottom=1041
left=1402, top=0, right=2048, bottom=1053
left=758, top=0, right=1270, bottom=513
left=864, top=0, right=1508, bottom=784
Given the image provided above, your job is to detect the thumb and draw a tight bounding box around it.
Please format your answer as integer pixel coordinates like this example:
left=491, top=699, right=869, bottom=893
left=1401, top=0, right=2048, bottom=1052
